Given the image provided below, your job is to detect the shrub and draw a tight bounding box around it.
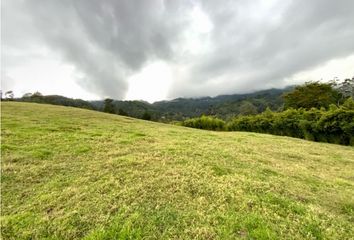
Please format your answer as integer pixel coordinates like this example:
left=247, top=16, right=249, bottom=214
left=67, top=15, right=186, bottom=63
left=182, top=116, right=226, bottom=131
left=223, top=106, right=353, bottom=146
left=316, top=108, right=354, bottom=145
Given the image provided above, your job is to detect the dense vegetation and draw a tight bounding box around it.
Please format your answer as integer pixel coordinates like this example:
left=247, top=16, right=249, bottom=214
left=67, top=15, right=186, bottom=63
left=90, top=87, right=290, bottom=121
left=3, top=79, right=352, bottom=123
left=181, top=99, right=354, bottom=145
left=227, top=99, right=354, bottom=145
left=181, top=115, right=226, bottom=131
left=283, top=82, right=342, bottom=109
left=152, top=87, right=289, bottom=120
left=2, top=102, right=354, bottom=239
left=3, top=87, right=291, bottom=121
left=181, top=80, right=354, bottom=146
left=3, top=79, right=353, bottom=145
left=16, top=92, right=95, bottom=110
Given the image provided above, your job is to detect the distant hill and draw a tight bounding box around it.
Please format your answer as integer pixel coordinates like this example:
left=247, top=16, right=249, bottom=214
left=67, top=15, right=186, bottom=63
left=152, top=87, right=294, bottom=120
left=17, top=94, right=95, bottom=110
left=91, top=87, right=294, bottom=120
left=15, top=86, right=294, bottom=121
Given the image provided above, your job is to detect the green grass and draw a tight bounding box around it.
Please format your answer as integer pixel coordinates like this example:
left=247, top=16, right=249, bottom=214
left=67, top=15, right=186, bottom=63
left=1, top=102, right=354, bottom=239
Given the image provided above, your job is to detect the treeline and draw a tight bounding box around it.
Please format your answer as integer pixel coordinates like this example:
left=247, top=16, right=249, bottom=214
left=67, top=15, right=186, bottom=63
left=228, top=101, right=354, bottom=145
left=181, top=99, right=354, bottom=146
left=17, top=92, right=95, bottom=110
left=93, top=88, right=290, bottom=121
left=181, top=79, right=354, bottom=146
left=2, top=87, right=292, bottom=121
left=181, top=115, right=226, bottom=131
left=2, top=92, right=160, bottom=121
left=98, top=98, right=157, bottom=120
left=154, top=87, right=289, bottom=120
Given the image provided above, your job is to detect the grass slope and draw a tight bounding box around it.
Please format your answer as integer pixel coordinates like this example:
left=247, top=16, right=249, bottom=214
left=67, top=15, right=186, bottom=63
left=1, top=102, right=354, bottom=240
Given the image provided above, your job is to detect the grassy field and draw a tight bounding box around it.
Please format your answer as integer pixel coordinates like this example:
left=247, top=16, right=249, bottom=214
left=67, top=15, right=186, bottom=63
left=1, top=102, right=354, bottom=239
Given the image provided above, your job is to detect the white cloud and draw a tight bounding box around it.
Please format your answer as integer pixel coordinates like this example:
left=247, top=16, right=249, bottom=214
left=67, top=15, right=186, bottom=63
left=125, top=61, right=173, bottom=103
left=288, top=54, right=354, bottom=84
left=2, top=48, right=99, bottom=99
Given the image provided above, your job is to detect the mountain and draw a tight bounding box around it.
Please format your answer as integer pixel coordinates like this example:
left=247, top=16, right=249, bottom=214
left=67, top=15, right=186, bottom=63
left=16, top=87, right=294, bottom=121
left=93, top=87, right=294, bottom=120
left=153, top=87, right=294, bottom=120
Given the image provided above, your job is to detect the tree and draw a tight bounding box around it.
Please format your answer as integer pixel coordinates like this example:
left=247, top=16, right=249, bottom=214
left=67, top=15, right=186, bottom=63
left=32, top=91, right=43, bottom=97
left=283, top=81, right=341, bottom=110
left=341, top=97, right=354, bottom=110
left=103, top=98, right=115, bottom=113
left=141, top=111, right=151, bottom=120
left=118, top=108, right=128, bottom=116
left=29, top=91, right=43, bottom=100
left=238, top=101, right=258, bottom=115
left=5, top=91, right=14, bottom=100
left=22, top=92, right=33, bottom=98
left=337, top=78, right=354, bottom=100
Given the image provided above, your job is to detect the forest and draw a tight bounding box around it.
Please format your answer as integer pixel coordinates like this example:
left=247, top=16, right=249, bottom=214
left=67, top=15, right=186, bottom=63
left=2, top=86, right=290, bottom=120
left=2, top=78, right=353, bottom=145
left=181, top=79, right=354, bottom=145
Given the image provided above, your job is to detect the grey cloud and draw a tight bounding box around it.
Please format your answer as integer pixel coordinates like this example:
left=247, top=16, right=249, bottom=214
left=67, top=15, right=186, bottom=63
left=3, top=0, right=193, bottom=98
left=170, top=0, right=354, bottom=97
left=3, top=0, right=354, bottom=99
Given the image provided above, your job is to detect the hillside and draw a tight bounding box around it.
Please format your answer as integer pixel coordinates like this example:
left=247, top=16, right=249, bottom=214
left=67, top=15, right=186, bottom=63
left=101, top=87, right=291, bottom=120
left=1, top=102, right=354, bottom=239
left=18, top=87, right=291, bottom=121
left=152, top=87, right=292, bottom=120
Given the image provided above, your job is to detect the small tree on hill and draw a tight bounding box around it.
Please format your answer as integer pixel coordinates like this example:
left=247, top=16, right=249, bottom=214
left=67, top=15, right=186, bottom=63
left=337, top=77, right=354, bottom=100
left=22, top=93, right=33, bottom=98
left=103, top=98, right=115, bottom=114
left=5, top=91, right=14, bottom=100
left=141, top=111, right=151, bottom=120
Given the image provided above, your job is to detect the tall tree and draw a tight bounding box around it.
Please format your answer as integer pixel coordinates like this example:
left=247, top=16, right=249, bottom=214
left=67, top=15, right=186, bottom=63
left=22, top=93, right=33, bottom=98
left=103, top=98, right=115, bottom=113
left=141, top=111, right=152, bottom=120
left=283, top=82, right=341, bottom=109
left=5, top=91, right=14, bottom=100
left=337, top=78, right=354, bottom=99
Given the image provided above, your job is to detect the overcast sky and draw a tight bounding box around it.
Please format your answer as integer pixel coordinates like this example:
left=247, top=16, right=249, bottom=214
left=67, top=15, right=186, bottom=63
left=2, top=0, right=354, bottom=102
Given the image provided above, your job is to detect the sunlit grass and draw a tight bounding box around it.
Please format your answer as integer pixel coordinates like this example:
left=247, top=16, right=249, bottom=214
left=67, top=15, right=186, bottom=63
left=1, top=102, right=354, bottom=239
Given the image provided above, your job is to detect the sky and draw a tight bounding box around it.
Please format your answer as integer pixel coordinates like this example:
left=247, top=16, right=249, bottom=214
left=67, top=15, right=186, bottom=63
left=2, top=0, right=354, bottom=103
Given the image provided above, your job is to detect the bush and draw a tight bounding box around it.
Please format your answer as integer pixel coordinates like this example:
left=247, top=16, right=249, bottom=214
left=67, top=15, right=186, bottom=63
left=316, top=108, right=354, bottom=145
left=217, top=105, right=353, bottom=146
left=181, top=116, right=226, bottom=131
